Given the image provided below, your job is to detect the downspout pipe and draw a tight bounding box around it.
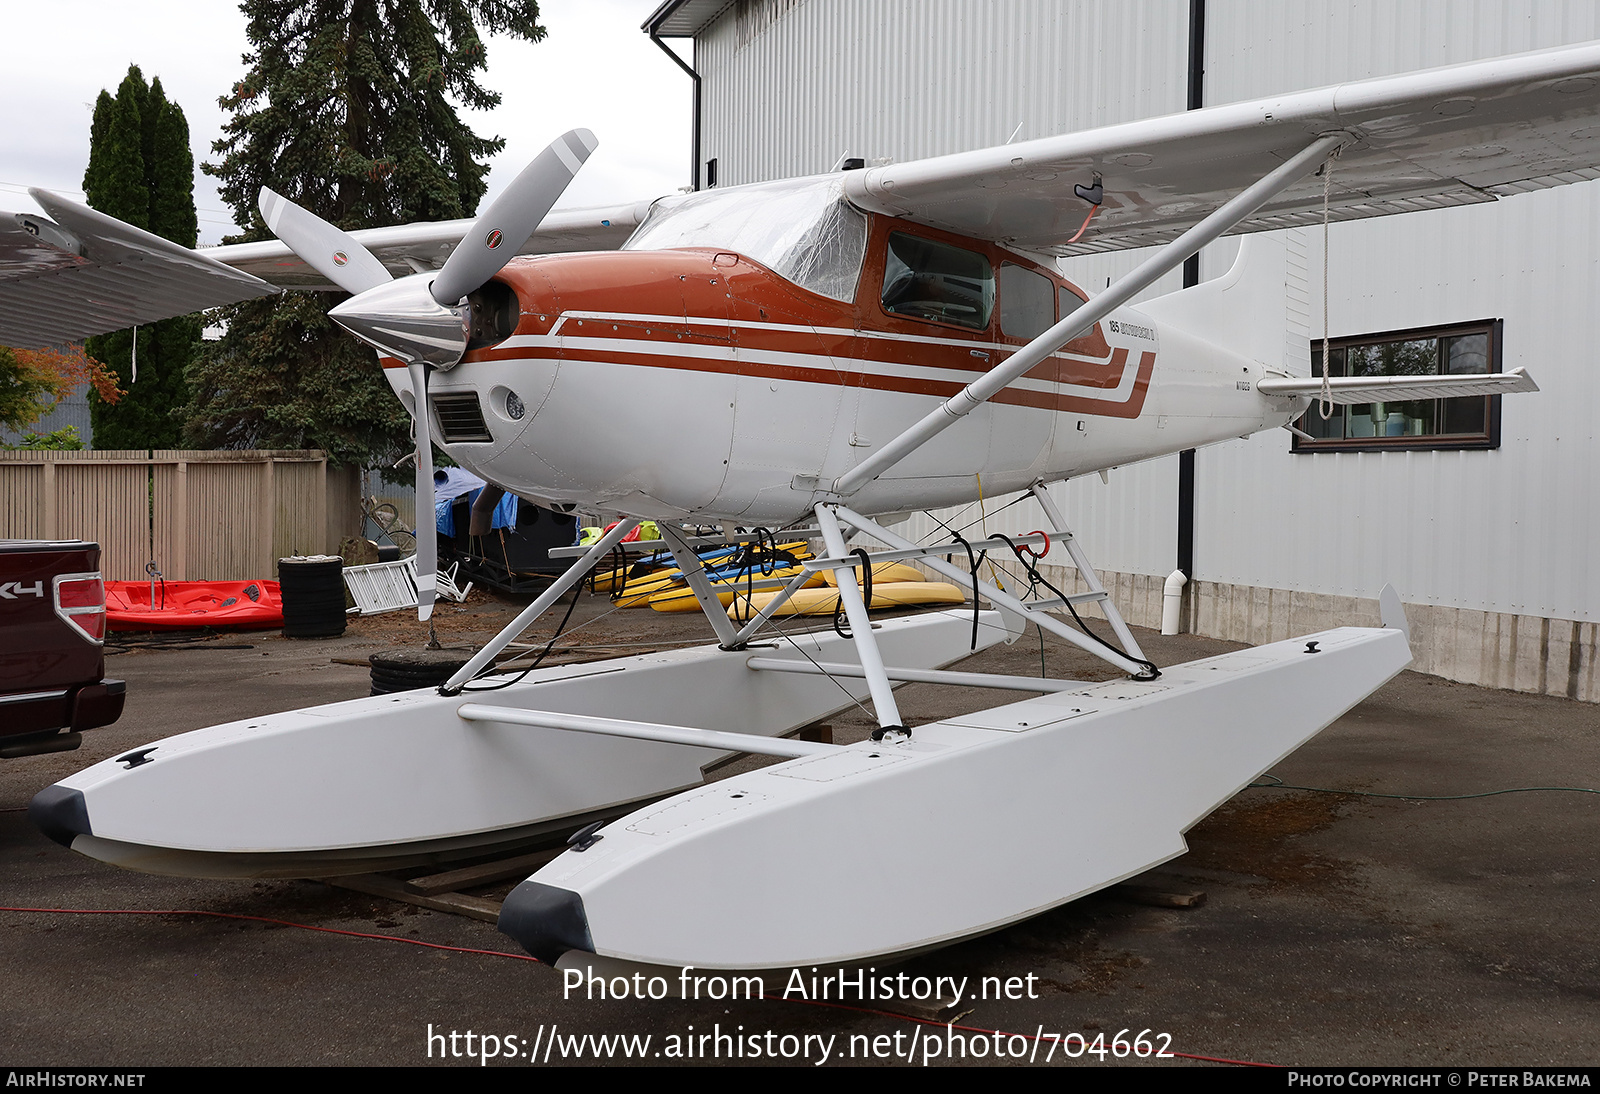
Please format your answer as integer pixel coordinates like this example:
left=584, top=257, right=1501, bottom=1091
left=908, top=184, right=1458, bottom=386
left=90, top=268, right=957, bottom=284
left=1161, top=569, right=1188, bottom=636
left=645, top=11, right=702, bottom=192
left=1176, top=0, right=1206, bottom=626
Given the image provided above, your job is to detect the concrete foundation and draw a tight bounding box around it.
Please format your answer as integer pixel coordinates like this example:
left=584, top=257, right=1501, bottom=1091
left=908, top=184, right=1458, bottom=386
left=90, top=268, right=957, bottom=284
left=1028, top=563, right=1600, bottom=704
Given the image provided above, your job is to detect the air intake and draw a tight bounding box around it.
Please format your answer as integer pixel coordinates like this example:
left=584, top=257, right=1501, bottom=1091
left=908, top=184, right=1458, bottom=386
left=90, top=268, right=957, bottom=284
left=432, top=392, right=493, bottom=444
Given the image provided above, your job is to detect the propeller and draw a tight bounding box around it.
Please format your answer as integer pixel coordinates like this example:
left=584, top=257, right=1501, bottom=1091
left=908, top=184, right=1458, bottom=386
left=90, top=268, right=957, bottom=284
left=429, top=128, right=598, bottom=306
left=258, top=189, right=393, bottom=296
left=257, top=129, right=599, bottom=622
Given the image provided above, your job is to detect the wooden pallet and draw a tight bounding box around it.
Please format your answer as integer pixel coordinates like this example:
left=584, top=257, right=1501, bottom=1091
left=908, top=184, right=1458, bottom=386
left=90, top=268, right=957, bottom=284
left=321, top=846, right=566, bottom=924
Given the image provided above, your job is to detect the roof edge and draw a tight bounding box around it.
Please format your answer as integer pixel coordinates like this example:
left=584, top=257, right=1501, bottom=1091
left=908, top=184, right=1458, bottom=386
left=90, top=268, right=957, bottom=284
left=642, top=0, right=736, bottom=38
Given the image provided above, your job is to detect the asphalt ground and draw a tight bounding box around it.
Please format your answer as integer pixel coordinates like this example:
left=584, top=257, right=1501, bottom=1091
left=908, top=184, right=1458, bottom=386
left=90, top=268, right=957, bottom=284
left=1, top=588, right=1596, bottom=1068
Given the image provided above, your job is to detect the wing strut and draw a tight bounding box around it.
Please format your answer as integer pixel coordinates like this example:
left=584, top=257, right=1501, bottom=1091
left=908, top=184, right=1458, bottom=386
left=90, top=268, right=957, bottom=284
left=830, top=132, right=1351, bottom=497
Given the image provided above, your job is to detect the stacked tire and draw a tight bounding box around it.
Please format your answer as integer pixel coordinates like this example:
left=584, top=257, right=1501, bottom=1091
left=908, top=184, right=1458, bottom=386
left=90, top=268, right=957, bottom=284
left=278, top=555, right=347, bottom=638
left=369, top=649, right=474, bottom=696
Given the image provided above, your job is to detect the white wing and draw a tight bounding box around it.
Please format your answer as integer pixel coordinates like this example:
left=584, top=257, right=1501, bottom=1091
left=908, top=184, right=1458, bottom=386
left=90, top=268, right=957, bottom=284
left=0, top=193, right=657, bottom=347
left=843, top=40, right=1600, bottom=256
left=209, top=198, right=656, bottom=290
left=0, top=191, right=278, bottom=346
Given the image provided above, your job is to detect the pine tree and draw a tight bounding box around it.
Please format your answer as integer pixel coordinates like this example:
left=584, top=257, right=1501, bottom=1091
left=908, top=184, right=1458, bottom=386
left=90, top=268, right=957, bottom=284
left=186, top=0, right=545, bottom=466
left=82, top=67, right=200, bottom=451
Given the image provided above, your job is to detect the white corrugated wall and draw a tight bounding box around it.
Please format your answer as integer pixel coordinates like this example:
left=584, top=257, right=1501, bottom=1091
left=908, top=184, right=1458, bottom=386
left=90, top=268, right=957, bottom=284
left=1196, top=0, right=1600, bottom=622
left=692, top=0, right=1600, bottom=624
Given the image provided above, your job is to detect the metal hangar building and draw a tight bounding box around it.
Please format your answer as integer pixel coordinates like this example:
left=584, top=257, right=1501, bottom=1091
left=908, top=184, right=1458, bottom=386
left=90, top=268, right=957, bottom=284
left=643, top=0, right=1600, bottom=703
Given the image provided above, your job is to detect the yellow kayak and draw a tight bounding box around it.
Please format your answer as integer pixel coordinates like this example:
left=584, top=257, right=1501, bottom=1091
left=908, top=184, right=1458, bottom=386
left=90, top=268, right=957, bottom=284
left=820, top=561, right=929, bottom=587
left=649, top=565, right=825, bottom=612
left=615, top=542, right=813, bottom=608
left=725, top=581, right=967, bottom=621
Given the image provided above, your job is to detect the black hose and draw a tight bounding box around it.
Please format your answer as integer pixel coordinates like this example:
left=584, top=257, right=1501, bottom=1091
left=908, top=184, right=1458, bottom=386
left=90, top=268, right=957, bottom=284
left=949, top=532, right=984, bottom=651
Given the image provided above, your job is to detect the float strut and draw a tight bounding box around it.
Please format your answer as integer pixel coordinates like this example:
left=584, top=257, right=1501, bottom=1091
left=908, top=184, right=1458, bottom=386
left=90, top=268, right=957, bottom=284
left=1030, top=481, right=1148, bottom=663
left=834, top=506, right=1152, bottom=678
left=815, top=502, right=907, bottom=737
left=657, top=522, right=744, bottom=649
left=439, top=518, right=641, bottom=693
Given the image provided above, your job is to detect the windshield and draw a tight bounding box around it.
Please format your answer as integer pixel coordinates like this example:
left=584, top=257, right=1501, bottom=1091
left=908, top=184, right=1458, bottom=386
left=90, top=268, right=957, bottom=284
left=625, top=177, right=868, bottom=304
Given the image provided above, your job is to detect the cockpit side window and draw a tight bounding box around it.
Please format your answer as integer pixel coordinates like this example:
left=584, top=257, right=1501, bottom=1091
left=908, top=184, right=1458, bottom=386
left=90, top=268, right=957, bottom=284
left=999, top=262, right=1055, bottom=340
left=881, top=232, right=995, bottom=331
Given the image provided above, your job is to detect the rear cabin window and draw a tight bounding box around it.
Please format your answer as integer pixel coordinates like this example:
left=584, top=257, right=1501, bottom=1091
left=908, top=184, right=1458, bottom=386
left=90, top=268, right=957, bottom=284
left=1060, top=285, right=1086, bottom=321
left=881, top=232, right=994, bottom=331
left=999, top=263, right=1056, bottom=340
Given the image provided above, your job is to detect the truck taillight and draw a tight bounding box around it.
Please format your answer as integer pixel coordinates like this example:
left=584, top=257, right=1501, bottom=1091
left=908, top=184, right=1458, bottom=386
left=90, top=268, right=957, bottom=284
left=54, top=573, right=106, bottom=644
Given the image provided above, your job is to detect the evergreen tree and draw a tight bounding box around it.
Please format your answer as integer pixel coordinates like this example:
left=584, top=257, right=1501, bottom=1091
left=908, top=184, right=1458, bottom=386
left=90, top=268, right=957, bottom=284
left=186, top=0, right=545, bottom=466
left=82, top=67, right=200, bottom=451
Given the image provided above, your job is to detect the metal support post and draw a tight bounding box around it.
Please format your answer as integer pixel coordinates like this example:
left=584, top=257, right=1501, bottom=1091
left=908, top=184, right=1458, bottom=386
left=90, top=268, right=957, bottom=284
left=657, top=522, right=744, bottom=649
left=439, top=518, right=640, bottom=693
left=1029, top=481, right=1148, bottom=662
left=815, top=503, right=906, bottom=735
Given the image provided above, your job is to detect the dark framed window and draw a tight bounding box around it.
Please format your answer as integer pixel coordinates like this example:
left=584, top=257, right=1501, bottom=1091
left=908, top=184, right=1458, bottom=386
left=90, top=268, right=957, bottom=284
left=880, top=231, right=994, bottom=331
left=1293, top=319, right=1504, bottom=452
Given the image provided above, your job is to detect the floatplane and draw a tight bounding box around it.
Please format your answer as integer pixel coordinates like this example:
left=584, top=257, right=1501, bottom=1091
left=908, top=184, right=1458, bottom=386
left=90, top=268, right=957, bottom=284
left=11, top=41, right=1600, bottom=975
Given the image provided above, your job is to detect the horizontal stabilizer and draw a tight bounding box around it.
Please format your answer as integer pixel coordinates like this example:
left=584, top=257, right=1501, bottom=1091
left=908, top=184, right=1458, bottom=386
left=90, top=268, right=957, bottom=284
left=0, top=191, right=278, bottom=347
left=1256, top=367, right=1538, bottom=404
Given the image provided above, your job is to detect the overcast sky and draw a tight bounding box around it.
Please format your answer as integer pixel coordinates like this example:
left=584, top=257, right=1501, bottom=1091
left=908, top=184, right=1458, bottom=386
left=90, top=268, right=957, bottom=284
left=0, top=0, right=693, bottom=245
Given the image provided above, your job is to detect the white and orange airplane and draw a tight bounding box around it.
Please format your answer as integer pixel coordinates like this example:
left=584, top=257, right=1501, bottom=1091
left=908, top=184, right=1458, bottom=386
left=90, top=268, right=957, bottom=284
left=10, top=41, right=1599, bottom=973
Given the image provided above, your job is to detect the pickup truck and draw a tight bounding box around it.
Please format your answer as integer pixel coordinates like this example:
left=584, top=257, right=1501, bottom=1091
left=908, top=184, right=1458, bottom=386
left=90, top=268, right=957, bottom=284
left=0, top=540, right=124, bottom=757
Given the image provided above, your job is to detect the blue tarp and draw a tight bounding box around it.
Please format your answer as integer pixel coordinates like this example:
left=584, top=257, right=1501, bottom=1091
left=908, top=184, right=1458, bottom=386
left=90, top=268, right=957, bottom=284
left=436, top=488, right=517, bottom=537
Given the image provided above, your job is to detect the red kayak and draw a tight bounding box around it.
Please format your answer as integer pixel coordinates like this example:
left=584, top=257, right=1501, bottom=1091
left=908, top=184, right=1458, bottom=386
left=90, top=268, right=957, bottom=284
left=105, top=581, right=285, bottom=632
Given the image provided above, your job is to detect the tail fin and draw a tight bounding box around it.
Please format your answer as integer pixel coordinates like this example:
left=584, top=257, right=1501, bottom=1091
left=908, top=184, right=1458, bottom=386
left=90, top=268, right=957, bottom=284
left=1138, top=230, right=1312, bottom=377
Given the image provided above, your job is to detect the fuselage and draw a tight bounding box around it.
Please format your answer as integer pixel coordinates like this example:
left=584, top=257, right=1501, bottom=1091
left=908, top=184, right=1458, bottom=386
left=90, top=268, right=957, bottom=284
left=385, top=178, right=1300, bottom=525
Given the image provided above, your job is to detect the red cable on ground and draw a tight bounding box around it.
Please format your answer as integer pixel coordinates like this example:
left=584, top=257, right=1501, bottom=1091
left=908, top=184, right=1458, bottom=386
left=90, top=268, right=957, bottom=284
left=2, top=905, right=1274, bottom=1066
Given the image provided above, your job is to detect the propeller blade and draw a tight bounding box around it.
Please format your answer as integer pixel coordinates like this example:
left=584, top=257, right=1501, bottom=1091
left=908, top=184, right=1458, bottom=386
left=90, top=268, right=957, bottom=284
left=408, top=361, right=437, bottom=622
left=259, top=188, right=394, bottom=296
left=429, top=129, right=598, bottom=306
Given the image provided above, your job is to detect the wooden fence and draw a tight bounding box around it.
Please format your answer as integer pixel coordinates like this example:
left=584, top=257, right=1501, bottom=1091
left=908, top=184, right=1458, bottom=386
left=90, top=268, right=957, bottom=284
left=0, top=450, right=361, bottom=581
